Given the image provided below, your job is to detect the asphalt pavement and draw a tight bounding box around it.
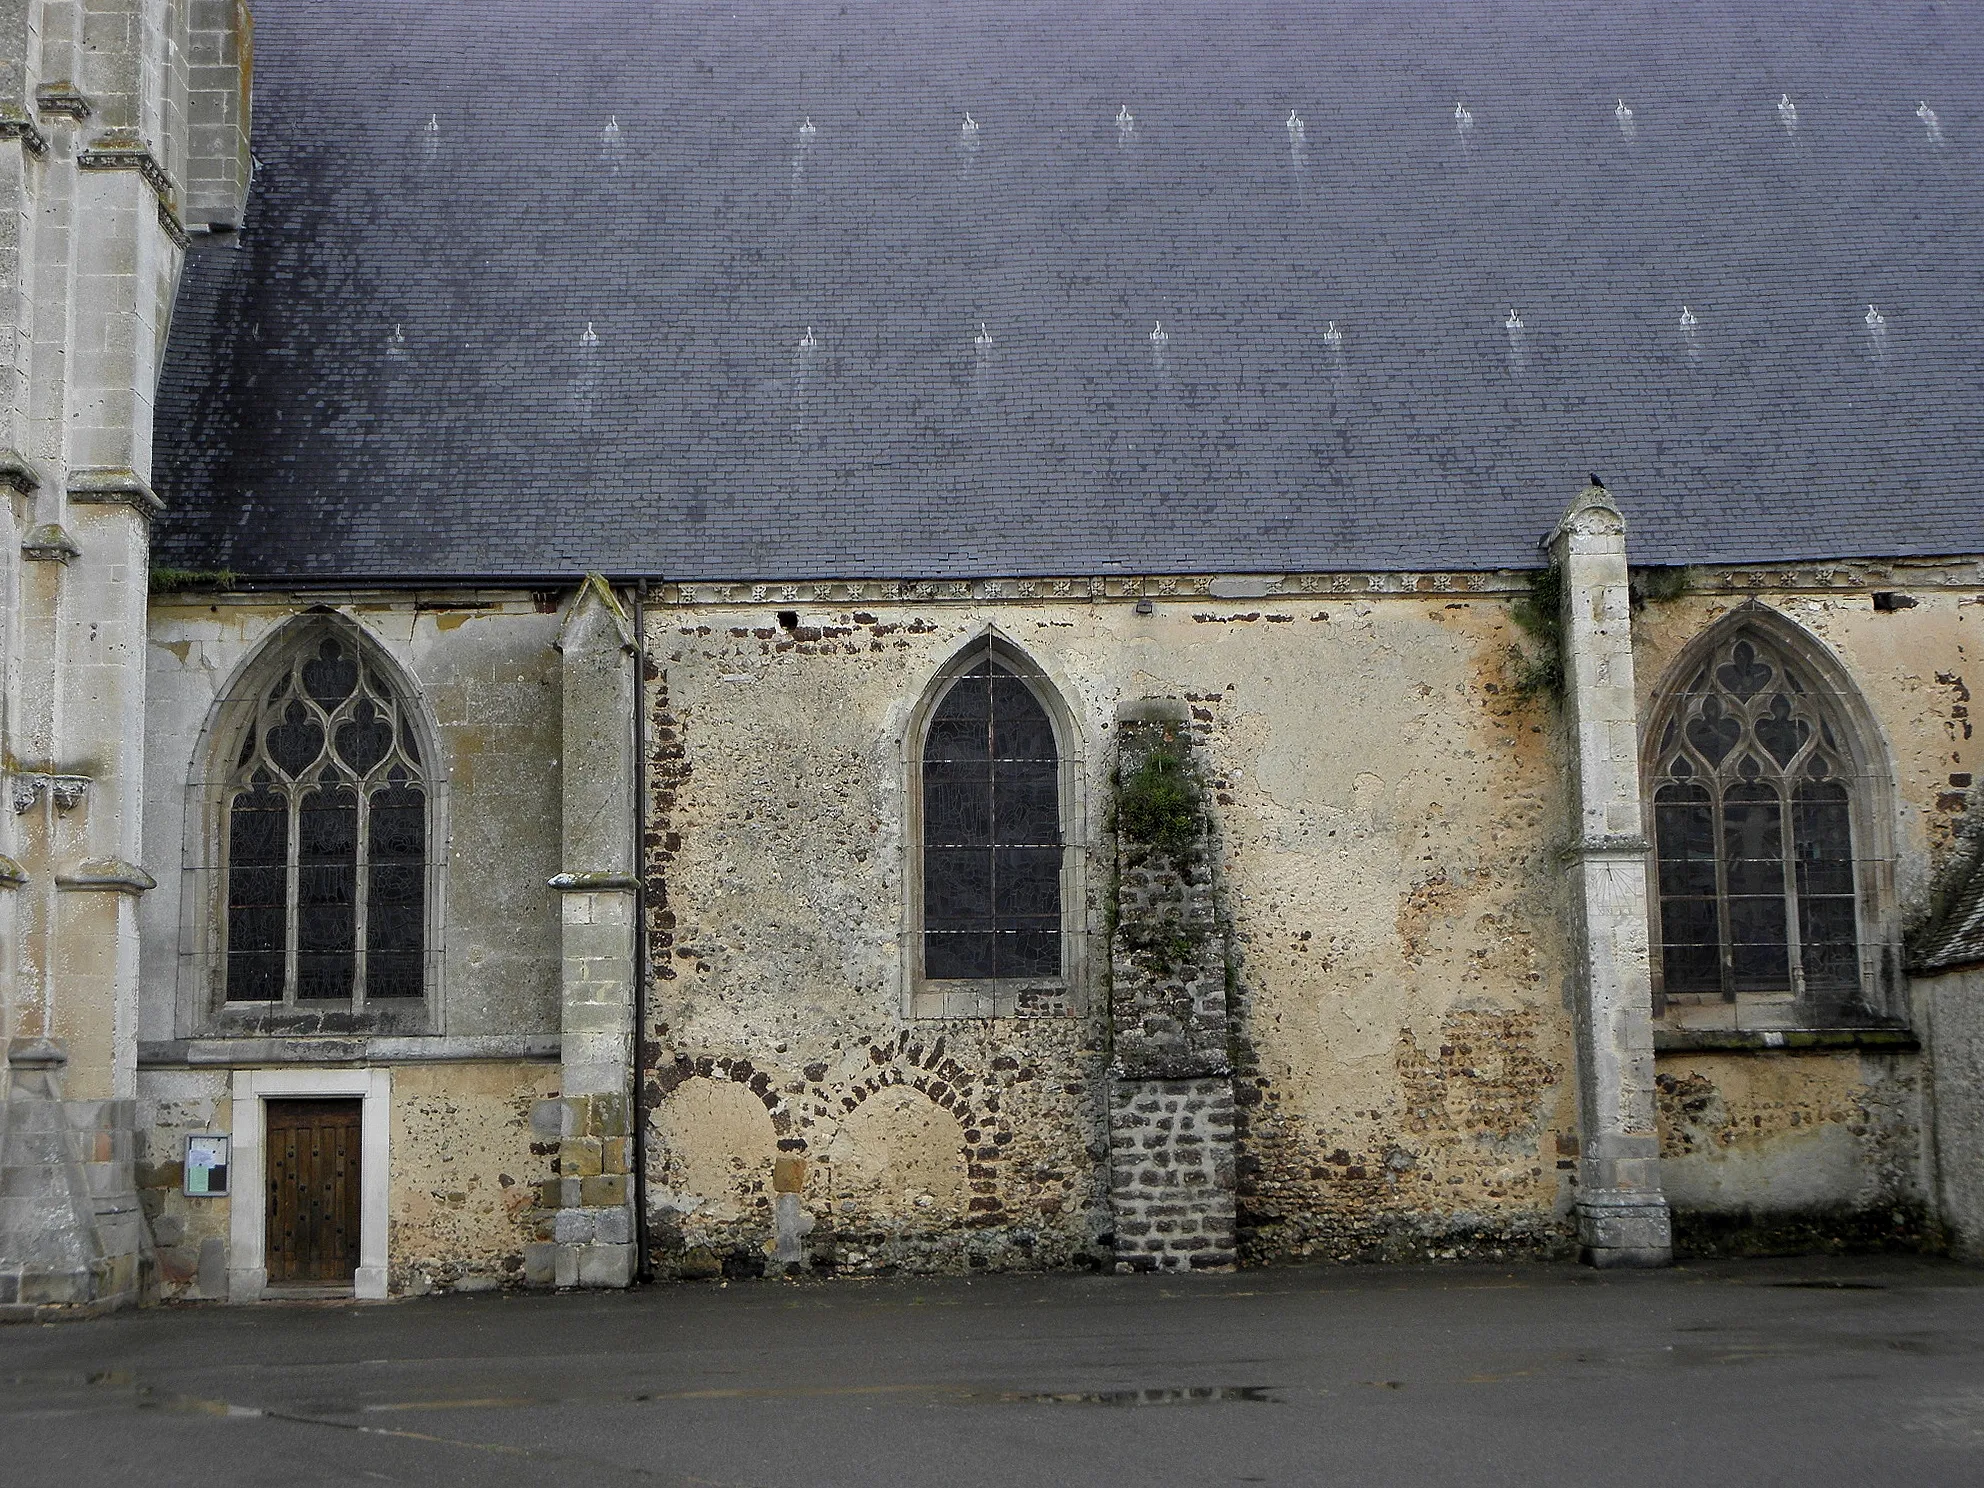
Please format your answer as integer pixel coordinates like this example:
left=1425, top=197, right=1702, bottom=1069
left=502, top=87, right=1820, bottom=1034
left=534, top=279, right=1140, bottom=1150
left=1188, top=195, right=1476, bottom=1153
left=4, top=1255, right=1982, bottom=1487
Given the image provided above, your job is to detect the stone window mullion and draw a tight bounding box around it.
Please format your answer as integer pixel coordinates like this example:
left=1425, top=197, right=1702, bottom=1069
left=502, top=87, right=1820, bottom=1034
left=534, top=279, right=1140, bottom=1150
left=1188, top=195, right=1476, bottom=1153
left=281, top=778, right=303, bottom=1007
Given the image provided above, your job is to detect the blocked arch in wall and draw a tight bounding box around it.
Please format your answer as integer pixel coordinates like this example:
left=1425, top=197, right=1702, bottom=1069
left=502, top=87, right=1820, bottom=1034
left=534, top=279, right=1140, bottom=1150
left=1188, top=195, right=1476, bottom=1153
left=1640, top=601, right=1902, bottom=1026
left=176, top=610, right=448, bottom=1038
left=902, top=629, right=1089, bottom=1019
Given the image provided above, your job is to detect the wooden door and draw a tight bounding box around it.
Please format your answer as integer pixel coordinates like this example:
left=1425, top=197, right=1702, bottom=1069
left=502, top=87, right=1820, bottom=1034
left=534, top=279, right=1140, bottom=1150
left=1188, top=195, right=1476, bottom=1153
left=265, top=1098, right=362, bottom=1284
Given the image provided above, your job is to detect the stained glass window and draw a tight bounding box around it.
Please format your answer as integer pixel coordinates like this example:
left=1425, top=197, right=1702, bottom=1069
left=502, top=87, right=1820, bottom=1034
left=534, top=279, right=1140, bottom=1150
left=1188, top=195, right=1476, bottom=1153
left=1650, top=629, right=1867, bottom=1023
left=223, top=633, right=428, bottom=1006
left=923, top=654, right=1063, bottom=980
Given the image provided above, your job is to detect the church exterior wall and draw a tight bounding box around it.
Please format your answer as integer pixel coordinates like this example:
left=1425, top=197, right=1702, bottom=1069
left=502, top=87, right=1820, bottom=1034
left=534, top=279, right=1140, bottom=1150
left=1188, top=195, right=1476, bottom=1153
left=140, top=593, right=566, bottom=1042
left=1631, top=567, right=1982, bottom=1252
left=100, top=563, right=1981, bottom=1301
left=641, top=580, right=1583, bottom=1273
left=132, top=594, right=569, bottom=1298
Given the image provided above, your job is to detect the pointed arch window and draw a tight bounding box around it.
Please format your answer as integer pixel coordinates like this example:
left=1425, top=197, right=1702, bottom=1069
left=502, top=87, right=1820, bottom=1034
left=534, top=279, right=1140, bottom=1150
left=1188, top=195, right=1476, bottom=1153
left=222, top=633, right=429, bottom=1008
left=909, top=638, right=1082, bottom=1017
left=1648, top=624, right=1889, bottom=1028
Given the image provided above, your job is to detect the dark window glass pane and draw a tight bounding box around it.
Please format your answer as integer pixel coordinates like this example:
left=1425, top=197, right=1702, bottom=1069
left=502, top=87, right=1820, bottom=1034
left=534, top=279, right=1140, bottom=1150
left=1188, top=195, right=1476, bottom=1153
left=336, top=697, right=393, bottom=776
left=924, top=761, right=991, bottom=845
left=995, top=760, right=1060, bottom=845
left=367, top=784, right=425, bottom=999
left=925, top=715, right=985, bottom=762
left=1658, top=896, right=1719, bottom=949
left=1731, top=936, right=1791, bottom=990
left=1001, top=929, right=1061, bottom=978
left=1728, top=894, right=1788, bottom=944
left=399, top=712, right=422, bottom=764
left=296, top=785, right=358, bottom=999
left=926, top=663, right=990, bottom=762
left=1655, top=790, right=1715, bottom=897
left=302, top=638, right=359, bottom=711
left=925, top=847, right=993, bottom=929
left=1798, top=912, right=1861, bottom=994
left=1793, top=785, right=1854, bottom=892
left=1687, top=696, right=1740, bottom=764
left=226, top=782, right=288, bottom=1001
left=926, top=930, right=995, bottom=979
left=1722, top=786, right=1783, bottom=897
left=1755, top=694, right=1810, bottom=767
left=990, top=674, right=1055, bottom=760
left=1657, top=856, right=1716, bottom=897
left=1728, top=885, right=1789, bottom=992
left=1715, top=640, right=1773, bottom=701
left=921, top=654, right=1063, bottom=980
left=995, top=846, right=1062, bottom=918
left=1662, top=941, right=1722, bottom=994
left=265, top=698, right=325, bottom=778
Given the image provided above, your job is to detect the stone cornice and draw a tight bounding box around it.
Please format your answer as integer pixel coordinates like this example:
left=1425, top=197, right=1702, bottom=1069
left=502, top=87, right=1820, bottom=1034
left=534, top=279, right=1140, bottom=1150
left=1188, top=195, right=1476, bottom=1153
left=0, top=449, right=40, bottom=497
left=1546, top=482, right=1626, bottom=550
left=1560, top=834, right=1653, bottom=862
left=1654, top=1027, right=1919, bottom=1055
left=549, top=871, right=639, bottom=893
left=0, top=110, right=50, bottom=158
left=77, top=132, right=175, bottom=198
left=67, top=466, right=164, bottom=516
left=0, top=854, right=25, bottom=888
left=22, top=523, right=81, bottom=563
left=76, top=133, right=188, bottom=245
left=663, top=569, right=1539, bottom=607
left=34, top=84, right=92, bottom=121
left=156, top=200, right=190, bottom=249
left=55, top=857, right=157, bottom=894
left=138, top=1034, right=563, bottom=1067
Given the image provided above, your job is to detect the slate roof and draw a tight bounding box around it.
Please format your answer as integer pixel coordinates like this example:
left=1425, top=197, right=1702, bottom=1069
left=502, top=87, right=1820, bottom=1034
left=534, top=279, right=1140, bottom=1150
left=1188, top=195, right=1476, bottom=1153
left=152, top=0, right=1984, bottom=582
left=1915, top=835, right=1984, bottom=974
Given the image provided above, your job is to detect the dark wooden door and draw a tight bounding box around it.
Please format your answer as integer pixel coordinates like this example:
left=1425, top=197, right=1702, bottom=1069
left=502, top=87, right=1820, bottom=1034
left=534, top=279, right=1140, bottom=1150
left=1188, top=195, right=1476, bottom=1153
left=265, top=1099, right=362, bottom=1284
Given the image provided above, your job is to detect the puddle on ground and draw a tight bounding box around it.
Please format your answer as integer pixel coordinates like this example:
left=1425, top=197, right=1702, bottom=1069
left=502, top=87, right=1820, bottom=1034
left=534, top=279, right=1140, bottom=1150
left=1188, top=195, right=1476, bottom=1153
left=990, top=1385, right=1277, bottom=1406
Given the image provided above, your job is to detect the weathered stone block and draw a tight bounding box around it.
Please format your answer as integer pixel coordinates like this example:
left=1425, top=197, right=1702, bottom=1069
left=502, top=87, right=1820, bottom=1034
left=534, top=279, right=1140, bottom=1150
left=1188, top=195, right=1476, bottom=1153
left=579, top=1174, right=627, bottom=1208
left=577, top=1242, right=634, bottom=1288
left=593, top=1206, right=632, bottom=1246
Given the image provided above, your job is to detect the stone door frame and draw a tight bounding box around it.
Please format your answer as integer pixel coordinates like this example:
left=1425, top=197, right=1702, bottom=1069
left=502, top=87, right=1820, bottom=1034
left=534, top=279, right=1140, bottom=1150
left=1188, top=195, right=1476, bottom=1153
left=228, top=1067, right=391, bottom=1300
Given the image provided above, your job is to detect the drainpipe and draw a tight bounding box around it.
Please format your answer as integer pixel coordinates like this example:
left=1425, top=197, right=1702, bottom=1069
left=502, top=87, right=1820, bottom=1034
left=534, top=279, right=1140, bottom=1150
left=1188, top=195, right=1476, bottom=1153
left=630, top=578, right=652, bottom=1281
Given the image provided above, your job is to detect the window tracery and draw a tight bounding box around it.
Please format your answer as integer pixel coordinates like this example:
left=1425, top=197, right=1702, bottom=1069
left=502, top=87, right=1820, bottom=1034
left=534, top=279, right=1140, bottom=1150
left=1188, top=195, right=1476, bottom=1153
left=1648, top=624, right=1881, bottom=1027
left=222, top=633, right=428, bottom=1007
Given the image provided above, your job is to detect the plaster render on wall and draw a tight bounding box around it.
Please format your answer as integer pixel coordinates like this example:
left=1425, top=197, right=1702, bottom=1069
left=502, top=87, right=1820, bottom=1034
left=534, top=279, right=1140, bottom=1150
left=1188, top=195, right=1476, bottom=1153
left=392, top=1060, right=557, bottom=1293
left=642, top=596, right=1582, bottom=1268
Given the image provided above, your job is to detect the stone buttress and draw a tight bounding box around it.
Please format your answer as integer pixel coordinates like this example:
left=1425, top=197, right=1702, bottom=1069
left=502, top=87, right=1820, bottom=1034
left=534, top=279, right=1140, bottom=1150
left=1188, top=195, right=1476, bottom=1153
left=1105, top=700, right=1238, bottom=1271
left=528, top=576, right=641, bottom=1288
left=1, top=0, right=246, bottom=1314
left=1549, top=484, right=1673, bottom=1266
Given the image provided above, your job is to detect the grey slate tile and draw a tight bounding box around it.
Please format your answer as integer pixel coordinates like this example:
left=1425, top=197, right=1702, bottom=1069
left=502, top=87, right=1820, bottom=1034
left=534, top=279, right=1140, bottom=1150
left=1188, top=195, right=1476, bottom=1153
left=151, top=0, right=1984, bottom=581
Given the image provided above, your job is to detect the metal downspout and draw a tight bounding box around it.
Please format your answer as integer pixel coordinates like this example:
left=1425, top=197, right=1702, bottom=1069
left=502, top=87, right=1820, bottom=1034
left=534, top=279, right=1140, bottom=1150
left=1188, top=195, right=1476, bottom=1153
left=631, top=578, right=652, bottom=1281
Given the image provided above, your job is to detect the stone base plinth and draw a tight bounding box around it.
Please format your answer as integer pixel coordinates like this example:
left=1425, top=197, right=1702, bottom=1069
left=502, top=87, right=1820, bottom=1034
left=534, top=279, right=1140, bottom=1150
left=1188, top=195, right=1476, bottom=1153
left=526, top=1091, right=636, bottom=1289
left=1577, top=1190, right=1674, bottom=1268
left=1107, top=1077, right=1237, bottom=1272
left=1, top=1043, right=150, bottom=1318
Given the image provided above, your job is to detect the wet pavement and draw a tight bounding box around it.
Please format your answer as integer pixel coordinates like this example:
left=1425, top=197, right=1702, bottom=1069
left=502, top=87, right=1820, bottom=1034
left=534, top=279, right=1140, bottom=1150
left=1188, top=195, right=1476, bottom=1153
left=4, top=1255, right=1982, bottom=1487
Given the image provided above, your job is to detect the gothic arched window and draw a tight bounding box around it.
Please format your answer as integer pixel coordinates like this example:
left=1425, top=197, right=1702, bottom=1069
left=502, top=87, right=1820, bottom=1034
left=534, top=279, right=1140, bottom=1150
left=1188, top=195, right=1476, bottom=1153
left=1647, top=619, right=1889, bottom=1028
left=910, top=639, right=1079, bottom=1016
left=222, top=631, right=429, bottom=1008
